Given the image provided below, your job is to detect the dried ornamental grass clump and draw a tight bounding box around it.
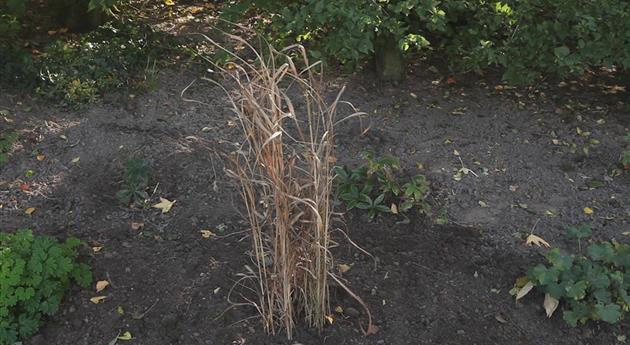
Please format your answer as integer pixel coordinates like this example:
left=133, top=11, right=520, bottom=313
left=202, top=34, right=371, bottom=338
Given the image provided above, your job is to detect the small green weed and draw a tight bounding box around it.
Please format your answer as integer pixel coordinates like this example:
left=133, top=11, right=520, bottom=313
left=519, top=224, right=630, bottom=326
left=0, top=229, right=92, bottom=344
left=116, top=158, right=152, bottom=207
left=0, top=131, right=19, bottom=166
left=334, top=152, right=429, bottom=221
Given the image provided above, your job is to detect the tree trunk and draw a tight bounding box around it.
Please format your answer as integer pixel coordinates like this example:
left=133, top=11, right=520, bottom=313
left=374, top=31, right=406, bottom=83
left=51, top=0, right=108, bottom=33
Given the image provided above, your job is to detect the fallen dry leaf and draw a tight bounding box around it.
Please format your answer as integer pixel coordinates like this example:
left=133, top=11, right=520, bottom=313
left=390, top=203, right=398, bottom=214
left=338, top=264, right=352, bottom=273
left=583, top=207, right=594, bottom=215
left=516, top=281, right=534, bottom=300
left=117, top=331, right=133, bottom=341
left=544, top=293, right=559, bottom=317
left=325, top=315, right=334, bottom=324
left=365, top=324, right=380, bottom=336
left=92, top=246, right=103, bottom=253
left=19, top=183, right=30, bottom=191
left=25, top=207, right=36, bottom=215
left=200, top=230, right=215, bottom=238
left=96, top=280, right=110, bottom=293
left=90, top=296, right=107, bottom=304
left=153, top=197, right=175, bottom=213
left=71, top=157, right=80, bottom=163
left=526, top=234, right=550, bottom=248
left=131, top=222, right=144, bottom=230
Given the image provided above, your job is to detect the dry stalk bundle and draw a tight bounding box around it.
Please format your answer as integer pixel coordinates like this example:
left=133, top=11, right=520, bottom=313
left=204, top=35, right=366, bottom=339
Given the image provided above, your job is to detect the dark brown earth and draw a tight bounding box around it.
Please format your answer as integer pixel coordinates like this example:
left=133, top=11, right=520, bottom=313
left=1, top=65, right=629, bottom=345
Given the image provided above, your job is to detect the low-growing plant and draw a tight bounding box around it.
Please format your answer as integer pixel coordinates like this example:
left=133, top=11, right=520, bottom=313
left=334, top=152, right=429, bottom=220
left=0, top=131, right=19, bottom=166
left=35, top=22, right=172, bottom=107
left=116, top=158, right=151, bottom=206
left=0, top=229, right=92, bottom=344
left=517, top=224, right=630, bottom=326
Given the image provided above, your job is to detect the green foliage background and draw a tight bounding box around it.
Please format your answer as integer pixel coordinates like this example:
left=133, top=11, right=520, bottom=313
left=227, top=0, right=630, bottom=83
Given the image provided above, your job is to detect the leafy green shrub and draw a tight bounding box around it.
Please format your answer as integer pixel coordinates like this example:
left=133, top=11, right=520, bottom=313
left=0, top=131, right=19, bottom=166
left=229, top=0, right=630, bottom=84
left=226, top=0, right=445, bottom=69
left=0, top=229, right=92, bottom=344
left=522, top=225, right=630, bottom=326
left=334, top=152, right=429, bottom=220
left=116, top=158, right=152, bottom=206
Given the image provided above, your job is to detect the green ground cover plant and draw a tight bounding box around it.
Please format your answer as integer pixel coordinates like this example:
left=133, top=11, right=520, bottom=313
left=0, top=229, right=92, bottom=344
left=0, top=131, right=19, bottom=166
left=334, top=152, right=430, bottom=220
left=517, top=225, right=630, bottom=326
left=116, top=158, right=152, bottom=207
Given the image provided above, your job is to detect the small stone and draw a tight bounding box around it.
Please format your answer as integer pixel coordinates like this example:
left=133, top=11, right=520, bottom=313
left=345, top=307, right=360, bottom=318
left=30, top=334, right=45, bottom=345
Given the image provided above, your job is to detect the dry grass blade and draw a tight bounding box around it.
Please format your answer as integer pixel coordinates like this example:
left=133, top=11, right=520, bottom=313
left=203, top=35, right=367, bottom=339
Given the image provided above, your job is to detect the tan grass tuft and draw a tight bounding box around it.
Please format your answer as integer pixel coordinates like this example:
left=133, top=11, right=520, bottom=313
left=202, top=34, right=366, bottom=339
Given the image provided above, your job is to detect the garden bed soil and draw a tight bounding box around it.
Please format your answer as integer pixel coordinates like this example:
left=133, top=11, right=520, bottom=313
left=1, top=66, right=629, bottom=345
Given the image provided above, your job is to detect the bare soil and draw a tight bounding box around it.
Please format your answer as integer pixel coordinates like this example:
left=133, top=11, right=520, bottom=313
left=1, top=66, right=629, bottom=345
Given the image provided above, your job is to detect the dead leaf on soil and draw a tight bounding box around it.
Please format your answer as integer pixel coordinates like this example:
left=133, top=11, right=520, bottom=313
left=495, top=314, right=508, bottom=323
left=117, top=331, right=133, bottom=341
left=25, top=207, right=36, bottom=215
left=325, top=315, right=334, bottom=324
left=90, top=296, right=107, bottom=304
left=583, top=207, right=594, bottom=215
left=200, top=230, right=215, bottom=238
left=516, top=281, right=534, bottom=300
left=544, top=293, right=559, bottom=318
left=92, top=246, right=103, bottom=253
left=390, top=203, right=398, bottom=214
left=338, top=264, right=352, bottom=273
left=71, top=157, right=80, bottom=163
left=526, top=234, right=550, bottom=248
left=131, top=222, right=144, bottom=230
left=96, top=280, right=110, bottom=293
left=364, top=324, right=380, bottom=336
left=153, top=197, right=175, bottom=213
